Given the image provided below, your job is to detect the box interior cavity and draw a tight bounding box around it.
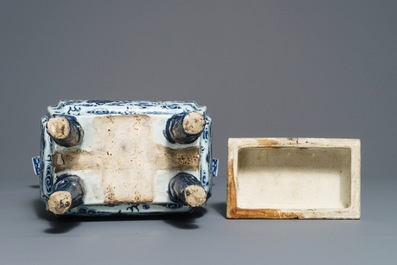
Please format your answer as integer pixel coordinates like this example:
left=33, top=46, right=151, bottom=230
left=236, top=147, right=352, bottom=210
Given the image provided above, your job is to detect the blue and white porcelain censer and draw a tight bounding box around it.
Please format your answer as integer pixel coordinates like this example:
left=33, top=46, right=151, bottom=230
left=33, top=100, right=218, bottom=216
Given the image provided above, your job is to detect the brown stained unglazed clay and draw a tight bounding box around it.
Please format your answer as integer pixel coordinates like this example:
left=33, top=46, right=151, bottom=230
left=48, top=191, right=72, bottom=215
left=184, top=185, right=207, bottom=207
left=47, top=116, right=70, bottom=139
left=51, top=115, right=202, bottom=204
left=182, top=112, right=205, bottom=135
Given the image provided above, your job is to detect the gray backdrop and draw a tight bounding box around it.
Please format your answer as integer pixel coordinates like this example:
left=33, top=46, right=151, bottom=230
left=1, top=1, right=396, bottom=264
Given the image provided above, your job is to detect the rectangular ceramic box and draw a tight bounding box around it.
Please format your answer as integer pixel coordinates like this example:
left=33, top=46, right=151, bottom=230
left=37, top=100, right=215, bottom=216
left=227, top=138, right=360, bottom=219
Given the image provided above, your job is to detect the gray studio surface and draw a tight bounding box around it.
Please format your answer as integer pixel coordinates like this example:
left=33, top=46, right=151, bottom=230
left=1, top=1, right=396, bottom=264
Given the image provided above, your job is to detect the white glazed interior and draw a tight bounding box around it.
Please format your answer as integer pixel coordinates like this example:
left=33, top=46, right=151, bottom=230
left=236, top=147, right=352, bottom=210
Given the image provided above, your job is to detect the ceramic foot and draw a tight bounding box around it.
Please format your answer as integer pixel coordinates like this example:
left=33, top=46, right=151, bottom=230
left=48, top=175, right=85, bottom=215
left=48, top=191, right=72, bottom=215
left=168, top=172, right=207, bottom=207
left=47, top=116, right=83, bottom=147
left=165, top=112, right=205, bottom=144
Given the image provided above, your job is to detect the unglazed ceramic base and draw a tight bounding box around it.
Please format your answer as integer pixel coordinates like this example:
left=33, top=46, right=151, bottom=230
left=38, top=100, right=215, bottom=215
left=227, top=138, right=360, bottom=219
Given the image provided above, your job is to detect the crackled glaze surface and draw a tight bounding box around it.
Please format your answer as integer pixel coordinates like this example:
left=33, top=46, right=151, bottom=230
left=39, top=100, right=214, bottom=215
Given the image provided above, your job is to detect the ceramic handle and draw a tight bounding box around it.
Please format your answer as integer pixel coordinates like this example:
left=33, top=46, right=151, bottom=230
left=46, top=115, right=83, bottom=147
left=48, top=175, right=85, bottom=215
left=165, top=112, right=205, bottom=144
left=168, top=173, right=207, bottom=207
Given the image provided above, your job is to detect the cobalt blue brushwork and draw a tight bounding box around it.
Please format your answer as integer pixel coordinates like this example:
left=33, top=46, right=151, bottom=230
left=35, top=100, right=217, bottom=216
